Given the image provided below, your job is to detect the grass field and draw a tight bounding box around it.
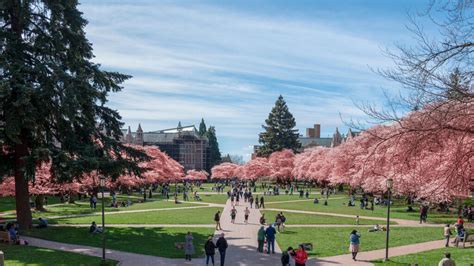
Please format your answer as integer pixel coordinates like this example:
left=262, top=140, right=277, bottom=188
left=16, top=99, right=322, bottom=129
left=52, top=206, right=222, bottom=224
left=373, top=247, right=474, bottom=266
left=29, top=199, right=200, bottom=218
left=276, top=227, right=444, bottom=257
left=24, top=227, right=214, bottom=258
left=261, top=210, right=392, bottom=225
left=267, top=197, right=461, bottom=224
left=0, top=243, right=117, bottom=265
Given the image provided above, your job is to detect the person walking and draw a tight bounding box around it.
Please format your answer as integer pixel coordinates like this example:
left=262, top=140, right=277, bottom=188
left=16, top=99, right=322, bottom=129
left=420, top=205, right=428, bottom=223
left=244, top=207, right=250, bottom=224
left=230, top=207, right=237, bottom=224
left=266, top=225, right=277, bottom=254
left=236, top=193, right=240, bottom=206
left=216, top=233, right=228, bottom=266
left=184, top=232, right=195, bottom=261
left=444, top=224, right=452, bottom=247
left=255, top=195, right=260, bottom=209
left=249, top=196, right=254, bottom=208
left=257, top=226, right=265, bottom=253
left=205, top=236, right=217, bottom=266
left=293, top=244, right=308, bottom=266
left=349, top=230, right=361, bottom=261
left=260, top=196, right=265, bottom=209
left=215, top=211, right=223, bottom=230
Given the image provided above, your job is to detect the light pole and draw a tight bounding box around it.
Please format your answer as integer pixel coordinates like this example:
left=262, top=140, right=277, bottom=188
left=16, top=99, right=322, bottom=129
left=99, top=175, right=106, bottom=262
left=384, top=178, right=393, bottom=262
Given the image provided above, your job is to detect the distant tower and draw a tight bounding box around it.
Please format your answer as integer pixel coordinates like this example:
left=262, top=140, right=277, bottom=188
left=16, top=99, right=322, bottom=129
left=135, top=123, right=144, bottom=146
left=177, top=121, right=183, bottom=134
left=331, top=127, right=343, bottom=148
left=125, top=126, right=133, bottom=144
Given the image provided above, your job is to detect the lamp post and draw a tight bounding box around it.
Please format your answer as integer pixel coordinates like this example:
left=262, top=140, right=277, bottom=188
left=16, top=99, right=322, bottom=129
left=384, top=178, right=393, bottom=262
left=99, top=175, right=106, bottom=262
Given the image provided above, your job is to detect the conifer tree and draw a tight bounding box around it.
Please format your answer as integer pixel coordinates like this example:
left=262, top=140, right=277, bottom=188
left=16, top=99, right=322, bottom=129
left=206, top=126, right=222, bottom=171
left=198, top=118, right=207, bottom=136
left=258, top=95, right=301, bottom=156
left=0, top=0, right=146, bottom=228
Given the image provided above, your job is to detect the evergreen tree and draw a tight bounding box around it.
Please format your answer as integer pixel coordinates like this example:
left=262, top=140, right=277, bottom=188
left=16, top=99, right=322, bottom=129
left=198, top=118, right=207, bottom=136
left=258, top=95, right=301, bottom=156
left=0, top=1, right=146, bottom=229
left=206, top=126, right=221, bottom=170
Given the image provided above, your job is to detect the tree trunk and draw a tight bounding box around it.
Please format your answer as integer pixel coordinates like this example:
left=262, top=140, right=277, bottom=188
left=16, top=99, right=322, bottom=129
left=35, top=195, right=45, bottom=211
left=68, top=194, right=75, bottom=204
left=14, top=142, right=33, bottom=229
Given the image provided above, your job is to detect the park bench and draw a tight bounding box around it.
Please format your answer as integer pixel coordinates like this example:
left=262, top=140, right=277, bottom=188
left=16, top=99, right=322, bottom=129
left=0, top=231, right=12, bottom=245
left=461, top=233, right=474, bottom=248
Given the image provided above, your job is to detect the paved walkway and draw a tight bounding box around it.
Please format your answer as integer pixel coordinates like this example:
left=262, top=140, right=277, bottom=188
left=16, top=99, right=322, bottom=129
left=46, top=204, right=218, bottom=220
left=213, top=199, right=282, bottom=265
left=264, top=208, right=444, bottom=227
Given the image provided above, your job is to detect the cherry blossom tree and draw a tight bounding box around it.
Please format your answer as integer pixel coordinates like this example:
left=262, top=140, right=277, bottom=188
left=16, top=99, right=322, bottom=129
left=186, top=170, right=209, bottom=181
left=241, top=157, right=272, bottom=181
left=211, top=163, right=240, bottom=180
left=268, top=149, right=295, bottom=182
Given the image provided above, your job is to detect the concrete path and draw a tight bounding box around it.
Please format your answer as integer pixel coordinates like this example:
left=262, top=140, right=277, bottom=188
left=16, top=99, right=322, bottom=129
left=22, top=236, right=193, bottom=266
left=213, top=199, right=282, bottom=265
left=46, top=204, right=217, bottom=220
left=49, top=224, right=216, bottom=228
left=264, top=208, right=444, bottom=227
left=313, top=239, right=449, bottom=265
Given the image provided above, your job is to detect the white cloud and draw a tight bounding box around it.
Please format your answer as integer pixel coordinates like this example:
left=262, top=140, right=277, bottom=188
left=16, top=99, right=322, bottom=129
left=79, top=1, right=406, bottom=156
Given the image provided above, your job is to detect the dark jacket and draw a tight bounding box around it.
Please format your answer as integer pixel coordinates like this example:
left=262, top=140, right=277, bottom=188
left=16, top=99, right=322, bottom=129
left=281, top=251, right=290, bottom=264
left=216, top=237, right=228, bottom=252
left=204, top=240, right=216, bottom=255
left=265, top=226, right=277, bottom=240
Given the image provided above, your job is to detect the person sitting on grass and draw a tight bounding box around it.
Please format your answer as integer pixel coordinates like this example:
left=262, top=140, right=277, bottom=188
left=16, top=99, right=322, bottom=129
left=368, top=224, right=380, bottom=233
left=313, top=198, right=319, bottom=204
left=6, top=222, right=28, bottom=245
left=438, top=252, right=455, bottom=266
left=36, top=218, right=48, bottom=229
left=259, top=214, right=266, bottom=225
left=89, top=221, right=103, bottom=234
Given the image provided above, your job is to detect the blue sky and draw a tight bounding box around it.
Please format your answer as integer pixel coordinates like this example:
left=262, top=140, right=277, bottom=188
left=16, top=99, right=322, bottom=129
left=79, top=0, right=430, bottom=161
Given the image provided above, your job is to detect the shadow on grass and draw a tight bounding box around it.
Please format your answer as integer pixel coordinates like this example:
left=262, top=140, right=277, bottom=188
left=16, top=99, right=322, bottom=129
left=0, top=243, right=117, bottom=265
left=23, top=226, right=214, bottom=259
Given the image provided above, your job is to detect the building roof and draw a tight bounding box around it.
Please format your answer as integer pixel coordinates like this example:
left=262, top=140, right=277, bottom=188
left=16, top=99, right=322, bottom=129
left=298, top=137, right=332, bottom=148
left=122, top=125, right=207, bottom=144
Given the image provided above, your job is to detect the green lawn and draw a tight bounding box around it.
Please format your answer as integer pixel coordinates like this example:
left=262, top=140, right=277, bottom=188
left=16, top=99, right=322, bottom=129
left=373, top=247, right=474, bottom=266
left=0, top=196, right=62, bottom=213
left=276, top=227, right=444, bottom=257
left=52, top=207, right=222, bottom=224
left=268, top=197, right=462, bottom=224
left=24, top=227, right=214, bottom=258
left=198, top=194, right=228, bottom=204
left=0, top=243, right=117, bottom=265
left=261, top=210, right=392, bottom=225
left=30, top=199, right=199, bottom=219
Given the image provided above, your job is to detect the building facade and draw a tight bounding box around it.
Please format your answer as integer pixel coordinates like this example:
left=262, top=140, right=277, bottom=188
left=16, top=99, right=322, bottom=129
left=252, top=123, right=361, bottom=157
left=121, top=123, right=209, bottom=171
left=301, top=123, right=360, bottom=149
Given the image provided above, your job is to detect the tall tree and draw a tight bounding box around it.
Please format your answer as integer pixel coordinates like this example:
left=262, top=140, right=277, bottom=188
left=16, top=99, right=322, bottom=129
left=198, top=118, right=207, bottom=136
left=0, top=1, right=146, bottom=228
left=258, top=95, right=301, bottom=156
left=206, top=126, right=221, bottom=171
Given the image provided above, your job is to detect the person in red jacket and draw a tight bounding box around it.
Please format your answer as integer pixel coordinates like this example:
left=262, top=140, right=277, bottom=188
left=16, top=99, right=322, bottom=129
left=293, top=244, right=308, bottom=266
